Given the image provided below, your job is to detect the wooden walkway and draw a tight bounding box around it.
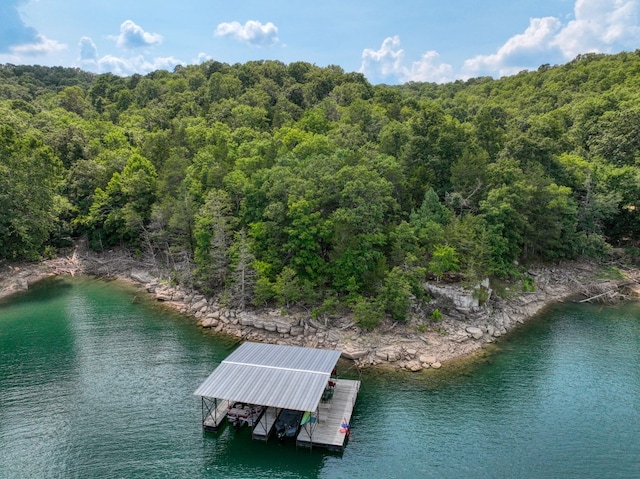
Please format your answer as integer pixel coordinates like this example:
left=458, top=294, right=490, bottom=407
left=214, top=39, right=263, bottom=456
left=252, top=406, right=278, bottom=440
left=296, top=379, right=360, bottom=451
left=203, top=399, right=229, bottom=431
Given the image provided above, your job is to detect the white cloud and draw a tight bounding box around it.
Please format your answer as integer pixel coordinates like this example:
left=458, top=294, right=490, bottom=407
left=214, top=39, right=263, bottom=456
left=363, top=0, right=640, bottom=83
left=553, top=0, right=640, bottom=58
left=360, top=35, right=405, bottom=78
left=85, top=54, right=184, bottom=76
left=0, top=1, right=65, bottom=62
left=214, top=20, right=279, bottom=47
left=78, top=36, right=98, bottom=62
left=463, top=17, right=563, bottom=78
left=404, top=51, right=454, bottom=83
left=115, top=20, right=162, bottom=49
left=465, top=0, right=640, bottom=77
left=360, top=36, right=454, bottom=83
left=9, top=34, right=66, bottom=56
left=195, top=52, right=212, bottom=63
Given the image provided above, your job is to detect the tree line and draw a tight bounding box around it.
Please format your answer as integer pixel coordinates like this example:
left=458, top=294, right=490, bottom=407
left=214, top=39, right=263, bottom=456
left=1, top=52, right=639, bottom=327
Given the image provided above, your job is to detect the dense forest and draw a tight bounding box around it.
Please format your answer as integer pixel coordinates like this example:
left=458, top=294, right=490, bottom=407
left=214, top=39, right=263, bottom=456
left=1, top=52, right=639, bottom=327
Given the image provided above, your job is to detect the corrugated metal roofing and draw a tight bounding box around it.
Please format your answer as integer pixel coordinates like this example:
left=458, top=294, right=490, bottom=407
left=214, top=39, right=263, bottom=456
left=194, top=342, right=341, bottom=412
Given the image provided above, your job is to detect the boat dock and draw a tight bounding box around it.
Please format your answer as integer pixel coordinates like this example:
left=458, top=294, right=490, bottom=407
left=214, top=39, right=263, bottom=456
left=252, top=406, right=278, bottom=440
left=194, top=343, right=361, bottom=452
left=296, top=379, right=360, bottom=451
left=202, top=399, right=229, bottom=432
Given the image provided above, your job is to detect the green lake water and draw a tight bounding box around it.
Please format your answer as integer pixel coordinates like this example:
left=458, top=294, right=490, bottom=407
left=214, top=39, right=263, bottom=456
left=1, top=276, right=639, bottom=478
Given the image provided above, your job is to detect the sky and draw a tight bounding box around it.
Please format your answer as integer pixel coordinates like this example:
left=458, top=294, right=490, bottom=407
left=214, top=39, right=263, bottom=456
left=2, top=0, right=640, bottom=84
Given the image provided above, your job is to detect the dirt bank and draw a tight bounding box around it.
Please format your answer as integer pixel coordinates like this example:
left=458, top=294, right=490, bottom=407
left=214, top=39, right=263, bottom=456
left=2, top=249, right=638, bottom=372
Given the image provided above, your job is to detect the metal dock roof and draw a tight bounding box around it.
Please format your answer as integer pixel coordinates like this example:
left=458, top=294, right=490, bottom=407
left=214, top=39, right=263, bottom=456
left=194, top=342, right=342, bottom=412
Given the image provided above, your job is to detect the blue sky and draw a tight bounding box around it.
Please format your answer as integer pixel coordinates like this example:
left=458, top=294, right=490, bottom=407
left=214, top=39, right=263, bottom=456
left=2, top=0, right=640, bottom=84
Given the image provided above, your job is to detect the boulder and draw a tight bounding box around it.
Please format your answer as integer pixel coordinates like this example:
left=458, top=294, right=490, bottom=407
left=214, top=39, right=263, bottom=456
left=276, top=322, right=291, bottom=334
left=378, top=347, right=401, bottom=362
left=191, top=299, right=208, bottom=312
left=289, top=326, right=304, bottom=336
left=452, top=332, right=470, bottom=343
left=419, top=354, right=437, bottom=364
left=431, top=362, right=442, bottom=369
left=130, top=270, right=153, bottom=284
left=238, top=314, right=255, bottom=327
left=155, top=291, right=172, bottom=302
left=424, top=283, right=479, bottom=312
left=406, top=360, right=423, bottom=372
left=466, top=326, right=484, bottom=340
left=192, top=294, right=206, bottom=304
left=201, top=316, right=218, bottom=328
left=341, top=349, right=369, bottom=360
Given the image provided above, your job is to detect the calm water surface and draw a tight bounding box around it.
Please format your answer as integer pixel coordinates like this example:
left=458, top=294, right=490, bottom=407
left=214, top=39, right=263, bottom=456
left=1, top=277, right=639, bottom=478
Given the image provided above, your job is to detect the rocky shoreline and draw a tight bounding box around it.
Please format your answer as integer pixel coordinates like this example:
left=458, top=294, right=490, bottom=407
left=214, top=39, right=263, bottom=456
left=2, top=250, right=638, bottom=372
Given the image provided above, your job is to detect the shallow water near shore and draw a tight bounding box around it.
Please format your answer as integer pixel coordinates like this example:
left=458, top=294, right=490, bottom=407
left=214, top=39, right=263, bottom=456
left=1, top=276, right=639, bottom=478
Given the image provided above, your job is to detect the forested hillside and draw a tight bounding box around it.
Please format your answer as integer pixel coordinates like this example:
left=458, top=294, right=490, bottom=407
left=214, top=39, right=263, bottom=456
left=1, top=52, right=639, bottom=326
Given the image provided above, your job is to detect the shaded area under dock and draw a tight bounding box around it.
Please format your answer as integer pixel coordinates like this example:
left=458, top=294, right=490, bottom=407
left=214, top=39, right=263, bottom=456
left=252, top=406, right=278, bottom=441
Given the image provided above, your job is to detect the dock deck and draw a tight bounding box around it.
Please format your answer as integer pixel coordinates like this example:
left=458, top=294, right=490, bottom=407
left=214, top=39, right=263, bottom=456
left=203, top=399, right=229, bottom=431
left=296, top=379, right=360, bottom=451
left=252, top=406, right=278, bottom=440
